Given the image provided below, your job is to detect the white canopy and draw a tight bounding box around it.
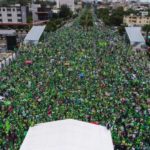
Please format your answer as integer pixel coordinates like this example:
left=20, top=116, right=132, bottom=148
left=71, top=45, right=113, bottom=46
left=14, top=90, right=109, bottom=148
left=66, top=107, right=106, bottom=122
left=20, top=119, right=114, bottom=150
left=24, top=25, right=46, bottom=45
left=125, top=27, right=145, bottom=44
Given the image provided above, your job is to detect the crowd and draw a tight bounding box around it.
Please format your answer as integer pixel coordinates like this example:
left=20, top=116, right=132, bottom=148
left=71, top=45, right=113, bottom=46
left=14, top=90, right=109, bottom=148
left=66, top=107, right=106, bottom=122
left=0, top=9, right=150, bottom=150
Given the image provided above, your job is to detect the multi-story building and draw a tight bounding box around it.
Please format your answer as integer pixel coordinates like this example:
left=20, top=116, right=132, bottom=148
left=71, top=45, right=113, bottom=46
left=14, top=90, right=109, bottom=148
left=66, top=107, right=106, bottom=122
left=30, top=4, right=52, bottom=22
left=0, top=4, right=27, bottom=23
left=123, top=14, right=150, bottom=26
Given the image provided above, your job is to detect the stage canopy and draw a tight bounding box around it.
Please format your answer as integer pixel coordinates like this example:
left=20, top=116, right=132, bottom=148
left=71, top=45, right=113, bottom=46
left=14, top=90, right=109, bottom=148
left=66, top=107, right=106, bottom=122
left=24, top=25, right=46, bottom=45
left=20, top=119, right=114, bottom=150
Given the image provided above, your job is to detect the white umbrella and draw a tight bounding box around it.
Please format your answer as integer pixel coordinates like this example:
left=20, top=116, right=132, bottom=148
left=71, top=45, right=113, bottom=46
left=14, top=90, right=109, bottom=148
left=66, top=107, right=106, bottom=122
left=20, top=119, right=114, bottom=150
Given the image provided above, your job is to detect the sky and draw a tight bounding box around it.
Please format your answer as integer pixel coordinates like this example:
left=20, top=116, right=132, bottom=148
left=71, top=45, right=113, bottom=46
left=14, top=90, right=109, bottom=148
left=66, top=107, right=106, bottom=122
left=119, top=0, right=150, bottom=1
left=95, top=0, right=150, bottom=2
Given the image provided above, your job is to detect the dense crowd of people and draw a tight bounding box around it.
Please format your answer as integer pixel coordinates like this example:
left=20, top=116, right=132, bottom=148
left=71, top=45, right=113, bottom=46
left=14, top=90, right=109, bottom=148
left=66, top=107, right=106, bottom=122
left=0, top=9, right=150, bottom=150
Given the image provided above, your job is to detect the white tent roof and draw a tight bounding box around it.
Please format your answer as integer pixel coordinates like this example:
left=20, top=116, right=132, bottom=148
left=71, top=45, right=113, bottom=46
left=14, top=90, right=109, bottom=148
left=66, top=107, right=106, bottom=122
left=20, top=119, right=114, bottom=150
left=24, top=25, right=46, bottom=44
left=125, top=27, right=145, bottom=43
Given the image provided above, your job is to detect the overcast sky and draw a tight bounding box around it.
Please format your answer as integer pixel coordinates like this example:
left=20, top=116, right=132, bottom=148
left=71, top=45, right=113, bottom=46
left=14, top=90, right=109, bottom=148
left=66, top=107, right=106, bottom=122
left=134, top=0, right=150, bottom=2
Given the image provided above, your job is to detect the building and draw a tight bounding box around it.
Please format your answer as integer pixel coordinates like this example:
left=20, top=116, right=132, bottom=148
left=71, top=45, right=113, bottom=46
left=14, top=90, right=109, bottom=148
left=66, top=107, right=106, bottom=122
left=123, top=14, right=150, bottom=26
left=30, top=4, right=52, bottom=22
left=125, top=27, right=146, bottom=50
left=0, top=30, right=17, bottom=51
left=56, top=0, right=75, bottom=12
left=0, top=4, right=27, bottom=23
left=141, top=11, right=148, bottom=17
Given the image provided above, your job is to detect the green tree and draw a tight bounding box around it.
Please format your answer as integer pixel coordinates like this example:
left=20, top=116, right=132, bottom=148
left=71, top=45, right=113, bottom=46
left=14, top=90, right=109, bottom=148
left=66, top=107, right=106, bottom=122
left=79, top=8, right=93, bottom=31
left=110, top=7, right=124, bottom=26
left=142, top=25, right=150, bottom=44
left=124, top=8, right=138, bottom=16
left=97, top=8, right=110, bottom=25
left=118, top=24, right=126, bottom=36
left=59, top=5, right=72, bottom=19
left=0, top=0, right=31, bottom=6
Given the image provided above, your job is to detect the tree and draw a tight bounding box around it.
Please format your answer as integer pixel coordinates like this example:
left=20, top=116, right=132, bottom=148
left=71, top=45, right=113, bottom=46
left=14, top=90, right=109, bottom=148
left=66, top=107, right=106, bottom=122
left=97, top=7, right=124, bottom=26
left=59, top=5, right=72, bottom=19
left=97, top=8, right=110, bottom=25
left=118, top=24, right=126, bottom=36
left=124, top=8, right=138, bottom=16
left=46, top=19, right=63, bottom=32
left=142, top=25, right=150, bottom=45
left=110, top=7, right=124, bottom=26
left=79, top=8, right=93, bottom=31
left=0, top=0, right=31, bottom=6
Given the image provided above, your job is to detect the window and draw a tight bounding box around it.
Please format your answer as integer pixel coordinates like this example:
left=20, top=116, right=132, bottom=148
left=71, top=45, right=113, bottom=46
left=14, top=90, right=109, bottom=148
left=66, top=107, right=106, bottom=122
left=18, top=19, right=22, bottom=22
left=3, top=8, right=5, bottom=11
left=12, top=8, right=15, bottom=11
left=0, top=19, right=2, bottom=22
left=17, top=8, right=21, bottom=11
left=7, top=14, right=12, bottom=17
left=17, top=14, right=21, bottom=17
left=8, top=19, right=12, bottom=22
left=7, top=8, right=11, bottom=11
left=0, top=14, right=2, bottom=17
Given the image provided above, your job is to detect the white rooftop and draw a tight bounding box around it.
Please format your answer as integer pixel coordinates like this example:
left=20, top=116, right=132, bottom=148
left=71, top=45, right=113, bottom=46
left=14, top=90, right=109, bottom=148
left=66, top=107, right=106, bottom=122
left=125, top=27, right=145, bottom=43
left=24, top=25, right=46, bottom=44
left=20, top=119, right=114, bottom=150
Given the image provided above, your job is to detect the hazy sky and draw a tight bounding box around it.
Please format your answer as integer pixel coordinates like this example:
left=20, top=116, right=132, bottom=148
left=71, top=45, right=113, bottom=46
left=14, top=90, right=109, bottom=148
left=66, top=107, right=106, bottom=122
left=135, top=0, right=150, bottom=2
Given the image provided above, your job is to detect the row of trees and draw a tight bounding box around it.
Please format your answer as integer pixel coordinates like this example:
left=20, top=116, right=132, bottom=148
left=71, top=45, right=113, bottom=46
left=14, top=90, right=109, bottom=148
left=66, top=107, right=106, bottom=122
left=0, top=0, right=31, bottom=6
left=143, top=25, right=150, bottom=46
left=97, top=7, right=124, bottom=26
left=79, top=8, right=93, bottom=30
left=46, top=5, right=73, bottom=32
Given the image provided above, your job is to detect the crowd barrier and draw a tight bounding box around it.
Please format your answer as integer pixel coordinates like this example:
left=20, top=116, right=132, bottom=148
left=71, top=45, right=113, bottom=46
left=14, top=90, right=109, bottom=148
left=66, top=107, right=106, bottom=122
left=0, top=53, right=17, bottom=71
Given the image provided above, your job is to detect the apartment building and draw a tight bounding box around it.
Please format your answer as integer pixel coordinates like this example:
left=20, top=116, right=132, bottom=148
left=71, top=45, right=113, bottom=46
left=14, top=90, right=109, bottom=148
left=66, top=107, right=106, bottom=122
left=0, top=4, right=27, bottom=23
left=30, top=4, right=52, bottom=22
left=123, top=14, right=150, bottom=26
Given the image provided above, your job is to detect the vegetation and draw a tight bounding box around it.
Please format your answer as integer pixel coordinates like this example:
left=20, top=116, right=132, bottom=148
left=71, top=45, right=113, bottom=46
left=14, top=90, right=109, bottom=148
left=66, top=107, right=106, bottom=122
left=79, top=8, right=93, bottom=30
left=46, top=5, right=73, bottom=32
left=46, top=18, right=63, bottom=32
left=97, top=7, right=124, bottom=26
left=124, top=8, right=139, bottom=16
left=0, top=0, right=31, bottom=6
left=59, top=5, right=73, bottom=19
left=142, top=24, right=150, bottom=46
